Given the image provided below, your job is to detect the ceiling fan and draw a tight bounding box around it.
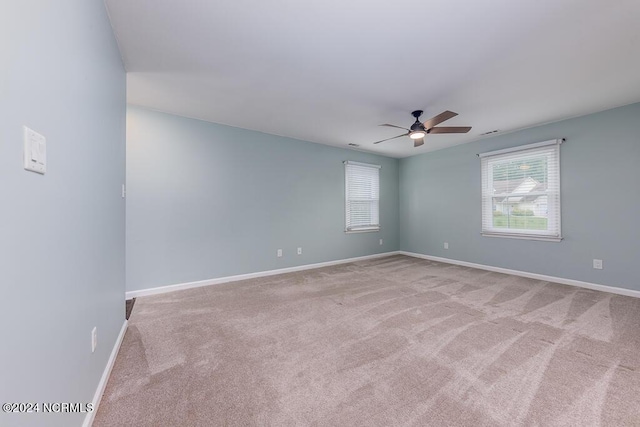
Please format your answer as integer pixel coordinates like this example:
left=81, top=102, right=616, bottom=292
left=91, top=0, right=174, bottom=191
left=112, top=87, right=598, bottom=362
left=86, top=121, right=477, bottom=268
left=374, top=110, right=471, bottom=147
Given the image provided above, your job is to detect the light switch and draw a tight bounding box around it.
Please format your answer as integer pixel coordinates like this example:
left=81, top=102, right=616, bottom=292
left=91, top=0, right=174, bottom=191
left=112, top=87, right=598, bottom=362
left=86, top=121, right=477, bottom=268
left=23, top=126, right=46, bottom=174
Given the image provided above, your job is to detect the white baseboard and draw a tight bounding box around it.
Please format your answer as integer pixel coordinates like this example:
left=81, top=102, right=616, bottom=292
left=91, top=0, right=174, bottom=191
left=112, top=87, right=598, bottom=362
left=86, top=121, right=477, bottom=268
left=400, top=251, right=640, bottom=299
left=83, top=319, right=128, bottom=427
left=126, top=251, right=401, bottom=299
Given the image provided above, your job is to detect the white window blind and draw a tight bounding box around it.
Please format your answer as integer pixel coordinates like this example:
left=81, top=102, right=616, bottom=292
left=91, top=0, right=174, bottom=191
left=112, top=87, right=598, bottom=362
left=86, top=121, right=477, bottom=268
left=480, top=139, right=562, bottom=241
left=345, top=161, right=380, bottom=232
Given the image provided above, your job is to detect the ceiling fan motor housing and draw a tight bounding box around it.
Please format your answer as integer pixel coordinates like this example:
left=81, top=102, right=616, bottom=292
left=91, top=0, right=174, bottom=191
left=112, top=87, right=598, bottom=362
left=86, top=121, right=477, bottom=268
left=410, top=110, right=425, bottom=131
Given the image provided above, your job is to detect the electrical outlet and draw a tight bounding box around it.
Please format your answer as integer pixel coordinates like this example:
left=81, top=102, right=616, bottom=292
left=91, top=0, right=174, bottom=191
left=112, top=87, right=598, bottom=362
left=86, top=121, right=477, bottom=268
left=444, top=242, right=449, bottom=249
left=91, top=327, right=97, bottom=353
left=593, top=259, right=603, bottom=270
left=379, top=239, right=383, bottom=246
left=277, top=249, right=282, bottom=258
left=297, top=247, right=302, bottom=255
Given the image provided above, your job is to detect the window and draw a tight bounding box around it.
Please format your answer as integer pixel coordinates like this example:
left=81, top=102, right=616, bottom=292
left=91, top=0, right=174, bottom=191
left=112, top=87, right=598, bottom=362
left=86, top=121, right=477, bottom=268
left=480, top=139, right=562, bottom=241
left=344, top=161, right=380, bottom=232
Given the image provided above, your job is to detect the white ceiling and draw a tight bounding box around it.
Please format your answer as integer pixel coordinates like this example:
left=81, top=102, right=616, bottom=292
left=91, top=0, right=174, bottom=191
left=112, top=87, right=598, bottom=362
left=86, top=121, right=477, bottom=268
left=105, top=0, right=640, bottom=158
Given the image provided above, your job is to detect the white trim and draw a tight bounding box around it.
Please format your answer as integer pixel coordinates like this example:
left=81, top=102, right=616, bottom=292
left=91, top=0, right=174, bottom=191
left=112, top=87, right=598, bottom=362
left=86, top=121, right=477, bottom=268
left=345, top=228, right=380, bottom=234
left=399, top=251, right=640, bottom=299
left=478, top=138, right=562, bottom=158
left=343, top=160, right=382, bottom=168
left=126, top=251, right=401, bottom=299
left=83, top=320, right=128, bottom=427
left=481, top=232, right=563, bottom=242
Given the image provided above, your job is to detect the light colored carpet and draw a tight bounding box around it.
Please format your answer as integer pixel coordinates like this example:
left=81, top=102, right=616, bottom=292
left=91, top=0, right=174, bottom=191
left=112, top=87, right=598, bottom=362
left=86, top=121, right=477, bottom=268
left=94, top=255, right=640, bottom=426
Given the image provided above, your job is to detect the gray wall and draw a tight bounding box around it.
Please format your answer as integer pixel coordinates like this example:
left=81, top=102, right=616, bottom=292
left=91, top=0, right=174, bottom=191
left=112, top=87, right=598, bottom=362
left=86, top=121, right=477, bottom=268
left=399, top=102, right=640, bottom=291
left=126, top=106, right=399, bottom=292
left=0, top=2, right=126, bottom=426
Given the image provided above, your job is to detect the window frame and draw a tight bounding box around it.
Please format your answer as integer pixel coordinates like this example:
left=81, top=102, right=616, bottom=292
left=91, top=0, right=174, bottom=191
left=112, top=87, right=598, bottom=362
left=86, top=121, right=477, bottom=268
left=344, top=160, right=381, bottom=233
left=480, top=139, right=563, bottom=242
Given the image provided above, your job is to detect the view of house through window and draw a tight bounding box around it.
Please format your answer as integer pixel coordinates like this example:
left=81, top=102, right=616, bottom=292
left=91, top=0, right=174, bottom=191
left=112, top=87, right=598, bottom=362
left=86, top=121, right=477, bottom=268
left=480, top=140, right=562, bottom=241
left=344, top=161, right=380, bottom=232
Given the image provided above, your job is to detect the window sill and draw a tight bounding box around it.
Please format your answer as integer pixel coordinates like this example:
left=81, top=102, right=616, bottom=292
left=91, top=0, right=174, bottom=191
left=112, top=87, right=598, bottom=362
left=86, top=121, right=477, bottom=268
left=345, top=228, right=380, bottom=234
left=481, top=232, right=563, bottom=242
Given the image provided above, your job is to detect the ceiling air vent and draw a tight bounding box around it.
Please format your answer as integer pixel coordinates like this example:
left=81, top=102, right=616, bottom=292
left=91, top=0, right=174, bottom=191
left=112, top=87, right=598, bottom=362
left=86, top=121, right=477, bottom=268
left=480, top=129, right=500, bottom=136
left=348, top=143, right=360, bottom=147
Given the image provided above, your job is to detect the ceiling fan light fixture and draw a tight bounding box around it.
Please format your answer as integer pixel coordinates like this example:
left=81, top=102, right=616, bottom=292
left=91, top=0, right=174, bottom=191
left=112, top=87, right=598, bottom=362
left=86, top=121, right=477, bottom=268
left=409, top=131, right=426, bottom=140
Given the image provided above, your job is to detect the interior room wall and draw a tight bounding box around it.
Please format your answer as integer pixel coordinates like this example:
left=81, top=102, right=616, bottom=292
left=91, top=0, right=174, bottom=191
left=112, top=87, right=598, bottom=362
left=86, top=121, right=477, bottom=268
left=0, top=2, right=126, bottom=426
left=399, top=102, right=640, bottom=292
left=126, top=106, right=399, bottom=293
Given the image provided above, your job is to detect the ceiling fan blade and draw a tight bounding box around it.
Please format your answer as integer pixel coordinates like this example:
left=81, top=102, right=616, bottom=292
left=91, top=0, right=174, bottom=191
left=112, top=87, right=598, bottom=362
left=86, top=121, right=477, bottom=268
left=422, top=110, right=458, bottom=130
left=413, top=138, right=424, bottom=147
left=379, top=123, right=410, bottom=131
left=428, top=126, right=472, bottom=134
left=372, top=132, right=409, bottom=144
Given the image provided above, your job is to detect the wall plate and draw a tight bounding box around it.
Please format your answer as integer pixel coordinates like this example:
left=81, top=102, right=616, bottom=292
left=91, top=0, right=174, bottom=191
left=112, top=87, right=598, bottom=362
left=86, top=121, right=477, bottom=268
left=24, top=126, right=46, bottom=174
